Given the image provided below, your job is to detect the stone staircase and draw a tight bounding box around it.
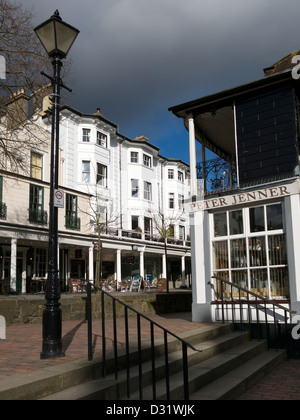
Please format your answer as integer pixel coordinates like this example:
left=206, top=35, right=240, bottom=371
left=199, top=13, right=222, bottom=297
left=31, top=323, right=285, bottom=401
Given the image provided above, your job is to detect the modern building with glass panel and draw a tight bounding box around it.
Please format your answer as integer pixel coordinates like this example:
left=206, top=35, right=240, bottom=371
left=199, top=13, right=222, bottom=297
left=169, top=52, right=300, bottom=321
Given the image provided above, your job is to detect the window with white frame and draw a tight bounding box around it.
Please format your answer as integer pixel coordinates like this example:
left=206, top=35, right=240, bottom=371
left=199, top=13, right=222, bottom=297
left=82, top=161, right=90, bottom=182
left=212, top=203, right=289, bottom=299
left=131, top=179, right=139, bottom=198
left=178, top=171, right=184, bottom=182
left=144, top=181, right=152, bottom=201
left=179, top=225, right=185, bottom=240
left=130, top=151, right=139, bottom=163
left=168, top=169, right=174, bottom=179
left=169, top=193, right=175, bottom=209
left=143, top=154, right=151, bottom=168
left=82, top=128, right=91, bottom=142
left=97, top=163, right=107, bottom=187
left=178, top=194, right=184, bottom=210
left=97, top=131, right=107, bottom=148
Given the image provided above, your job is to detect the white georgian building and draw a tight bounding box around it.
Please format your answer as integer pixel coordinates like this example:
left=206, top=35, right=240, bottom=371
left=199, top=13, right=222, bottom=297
left=0, top=93, right=191, bottom=294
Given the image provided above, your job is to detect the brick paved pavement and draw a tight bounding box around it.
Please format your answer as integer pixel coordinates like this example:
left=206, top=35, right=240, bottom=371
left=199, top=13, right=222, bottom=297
left=238, top=359, right=300, bottom=400
left=1, top=312, right=300, bottom=399
left=0, top=312, right=206, bottom=380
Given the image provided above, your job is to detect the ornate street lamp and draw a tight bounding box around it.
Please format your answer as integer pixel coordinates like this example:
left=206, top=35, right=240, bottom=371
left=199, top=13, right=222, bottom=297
left=34, top=11, right=79, bottom=359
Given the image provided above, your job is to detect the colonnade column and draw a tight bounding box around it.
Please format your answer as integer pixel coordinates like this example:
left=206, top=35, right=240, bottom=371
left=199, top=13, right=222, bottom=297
left=89, top=246, right=94, bottom=283
left=116, top=249, right=121, bottom=286
left=140, top=250, right=144, bottom=279
left=188, top=115, right=198, bottom=197
left=181, top=255, right=186, bottom=287
left=162, top=253, right=167, bottom=278
left=10, top=238, right=17, bottom=293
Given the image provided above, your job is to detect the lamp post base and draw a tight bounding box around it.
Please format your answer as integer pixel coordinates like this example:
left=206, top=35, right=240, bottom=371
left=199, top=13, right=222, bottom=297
left=40, top=304, right=65, bottom=360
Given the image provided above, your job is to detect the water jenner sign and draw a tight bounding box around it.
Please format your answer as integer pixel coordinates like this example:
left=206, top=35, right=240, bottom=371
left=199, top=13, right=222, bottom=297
left=187, top=181, right=300, bottom=213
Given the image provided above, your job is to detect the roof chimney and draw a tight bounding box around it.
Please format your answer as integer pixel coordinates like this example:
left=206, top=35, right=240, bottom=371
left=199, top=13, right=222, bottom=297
left=5, top=89, right=30, bottom=129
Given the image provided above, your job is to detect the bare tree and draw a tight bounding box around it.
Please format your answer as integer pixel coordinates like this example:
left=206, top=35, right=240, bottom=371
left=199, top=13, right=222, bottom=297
left=153, top=210, right=183, bottom=293
left=0, top=1, right=70, bottom=171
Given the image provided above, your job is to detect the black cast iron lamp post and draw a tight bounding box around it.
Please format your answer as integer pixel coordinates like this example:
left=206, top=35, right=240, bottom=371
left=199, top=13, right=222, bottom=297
left=34, top=10, right=79, bottom=359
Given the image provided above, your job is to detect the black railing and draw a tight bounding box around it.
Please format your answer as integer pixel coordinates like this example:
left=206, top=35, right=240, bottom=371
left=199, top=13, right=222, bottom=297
left=211, top=275, right=296, bottom=352
left=28, top=208, right=48, bottom=225
left=197, top=157, right=237, bottom=194
left=86, top=285, right=202, bottom=400
left=65, top=215, right=81, bottom=230
left=0, top=202, right=6, bottom=219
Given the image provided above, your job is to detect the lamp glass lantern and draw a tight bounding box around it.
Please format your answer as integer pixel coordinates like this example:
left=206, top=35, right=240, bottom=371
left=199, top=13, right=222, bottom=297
left=34, top=10, right=79, bottom=59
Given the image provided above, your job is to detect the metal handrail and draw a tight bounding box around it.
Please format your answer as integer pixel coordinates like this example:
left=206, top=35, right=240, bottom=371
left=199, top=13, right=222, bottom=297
left=211, top=275, right=296, bottom=352
left=99, top=289, right=202, bottom=401
left=212, top=275, right=296, bottom=318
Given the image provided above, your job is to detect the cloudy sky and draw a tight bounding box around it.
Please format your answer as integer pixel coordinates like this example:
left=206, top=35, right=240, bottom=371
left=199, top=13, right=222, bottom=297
left=22, top=0, right=300, bottom=163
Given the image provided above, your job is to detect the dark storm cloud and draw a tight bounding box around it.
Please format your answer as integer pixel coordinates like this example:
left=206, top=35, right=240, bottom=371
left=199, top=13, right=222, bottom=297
left=20, top=0, right=300, bottom=161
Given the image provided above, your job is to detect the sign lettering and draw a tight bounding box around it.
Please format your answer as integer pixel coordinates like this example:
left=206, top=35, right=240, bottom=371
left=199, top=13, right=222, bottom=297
left=187, top=182, right=299, bottom=213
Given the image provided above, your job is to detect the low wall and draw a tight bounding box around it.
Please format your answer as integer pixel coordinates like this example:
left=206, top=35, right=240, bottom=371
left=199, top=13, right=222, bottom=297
left=0, top=291, right=192, bottom=326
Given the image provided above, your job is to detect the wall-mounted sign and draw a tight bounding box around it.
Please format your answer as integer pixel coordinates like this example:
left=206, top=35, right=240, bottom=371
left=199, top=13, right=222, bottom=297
left=186, top=181, right=300, bottom=213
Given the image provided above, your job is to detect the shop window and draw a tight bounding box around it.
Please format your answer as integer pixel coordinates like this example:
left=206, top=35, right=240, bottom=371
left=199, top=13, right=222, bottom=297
left=249, top=237, right=267, bottom=267
left=213, top=241, right=228, bottom=270
left=250, top=206, right=264, bottom=232
left=267, top=203, right=283, bottom=230
left=268, top=234, right=287, bottom=266
left=212, top=203, right=288, bottom=299
left=229, top=210, right=243, bottom=235
left=230, top=238, right=247, bottom=268
left=214, top=212, right=227, bottom=237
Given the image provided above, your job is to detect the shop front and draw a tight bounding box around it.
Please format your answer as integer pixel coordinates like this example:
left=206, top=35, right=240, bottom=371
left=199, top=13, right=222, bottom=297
left=187, top=180, right=300, bottom=322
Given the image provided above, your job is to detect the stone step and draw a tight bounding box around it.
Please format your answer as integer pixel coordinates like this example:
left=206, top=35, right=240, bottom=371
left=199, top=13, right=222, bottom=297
left=190, top=349, right=286, bottom=400
left=40, top=330, right=250, bottom=400
left=0, top=323, right=233, bottom=400
left=123, top=340, right=268, bottom=400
